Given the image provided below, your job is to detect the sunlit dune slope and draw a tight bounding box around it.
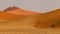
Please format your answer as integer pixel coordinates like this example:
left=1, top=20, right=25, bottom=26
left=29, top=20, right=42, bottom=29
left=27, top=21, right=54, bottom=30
left=0, top=12, right=23, bottom=21
left=4, top=6, right=40, bottom=15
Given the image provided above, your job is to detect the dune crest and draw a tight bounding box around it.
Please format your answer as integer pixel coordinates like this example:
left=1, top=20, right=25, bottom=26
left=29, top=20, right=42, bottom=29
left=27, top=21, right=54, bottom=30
left=4, top=6, right=20, bottom=11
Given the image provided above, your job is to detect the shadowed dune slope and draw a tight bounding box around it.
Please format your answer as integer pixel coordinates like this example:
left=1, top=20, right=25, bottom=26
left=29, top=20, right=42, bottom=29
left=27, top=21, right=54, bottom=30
left=4, top=6, right=20, bottom=11
left=34, top=9, right=60, bottom=29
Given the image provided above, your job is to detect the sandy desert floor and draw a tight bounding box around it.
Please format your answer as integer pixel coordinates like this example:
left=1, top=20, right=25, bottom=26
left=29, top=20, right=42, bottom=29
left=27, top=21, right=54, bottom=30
left=0, top=22, right=59, bottom=34
left=0, top=29, right=60, bottom=34
left=0, top=21, right=60, bottom=34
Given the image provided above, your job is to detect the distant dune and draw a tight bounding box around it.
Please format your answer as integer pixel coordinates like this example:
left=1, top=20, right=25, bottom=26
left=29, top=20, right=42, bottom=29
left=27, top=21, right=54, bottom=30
left=0, top=6, right=42, bottom=22
left=4, top=6, right=40, bottom=15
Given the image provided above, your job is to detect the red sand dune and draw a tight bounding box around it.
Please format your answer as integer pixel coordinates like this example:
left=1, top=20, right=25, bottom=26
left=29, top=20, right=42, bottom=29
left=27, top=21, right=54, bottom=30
left=0, top=6, right=42, bottom=21
left=4, top=6, right=40, bottom=16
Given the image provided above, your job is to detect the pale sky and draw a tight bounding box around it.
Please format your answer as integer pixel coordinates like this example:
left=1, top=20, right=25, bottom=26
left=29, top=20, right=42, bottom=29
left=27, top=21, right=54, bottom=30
left=0, top=0, right=60, bottom=12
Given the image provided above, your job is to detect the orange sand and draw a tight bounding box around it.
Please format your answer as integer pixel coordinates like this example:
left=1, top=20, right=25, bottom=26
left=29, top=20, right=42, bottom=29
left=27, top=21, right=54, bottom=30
left=0, top=12, right=23, bottom=21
